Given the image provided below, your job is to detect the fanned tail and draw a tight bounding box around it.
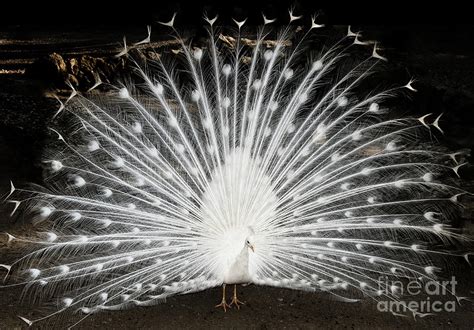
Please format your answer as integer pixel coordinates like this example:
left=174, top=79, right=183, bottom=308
left=1, top=13, right=469, bottom=325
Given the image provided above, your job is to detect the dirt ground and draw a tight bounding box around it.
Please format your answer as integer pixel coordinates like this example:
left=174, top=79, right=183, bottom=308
left=0, top=273, right=472, bottom=329
left=0, top=227, right=472, bottom=329
left=0, top=25, right=473, bottom=329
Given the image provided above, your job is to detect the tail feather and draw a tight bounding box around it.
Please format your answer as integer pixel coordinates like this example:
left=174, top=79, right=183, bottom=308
left=2, top=16, right=468, bottom=324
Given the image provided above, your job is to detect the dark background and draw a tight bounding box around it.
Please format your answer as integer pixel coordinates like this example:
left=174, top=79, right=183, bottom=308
left=0, top=0, right=473, bottom=25
left=0, top=1, right=473, bottom=328
left=1, top=1, right=473, bottom=189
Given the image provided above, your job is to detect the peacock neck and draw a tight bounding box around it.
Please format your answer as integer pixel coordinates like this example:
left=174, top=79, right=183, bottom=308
left=238, top=244, right=249, bottom=261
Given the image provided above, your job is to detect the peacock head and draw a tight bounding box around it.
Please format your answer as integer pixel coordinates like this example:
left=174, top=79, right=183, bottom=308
left=245, top=237, right=255, bottom=252
left=245, top=226, right=255, bottom=252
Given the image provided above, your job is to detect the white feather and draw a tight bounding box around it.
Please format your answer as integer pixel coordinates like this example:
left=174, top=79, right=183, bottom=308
left=4, top=17, right=466, bottom=325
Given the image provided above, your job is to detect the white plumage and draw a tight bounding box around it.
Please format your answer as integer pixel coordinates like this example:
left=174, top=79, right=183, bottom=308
left=1, top=12, right=469, bottom=325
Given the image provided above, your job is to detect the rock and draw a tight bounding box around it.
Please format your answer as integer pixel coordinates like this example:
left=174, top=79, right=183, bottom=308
left=26, top=52, right=68, bottom=86
left=26, top=52, right=127, bottom=91
left=128, top=48, right=148, bottom=65
left=66, top=74, right=79, bottom=88
left=147, top=51, right=161, bottom=61
left=76, top=55, right=126, bottom=90
left=68, top=58, right=79, bottom=76
left=218, top=34, right=291, bottom=49
left=77, top=55, right=98, bottom=88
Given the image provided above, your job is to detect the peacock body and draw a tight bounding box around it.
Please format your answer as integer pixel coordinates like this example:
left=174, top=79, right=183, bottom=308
left=1, top=12, right=470, bottom=325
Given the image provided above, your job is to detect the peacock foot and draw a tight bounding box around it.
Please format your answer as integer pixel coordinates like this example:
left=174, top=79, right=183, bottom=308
left=229, top=296, right=245, bottom=310
left=230, top=284, right=245, bottom=310
left=215, top=299, right=231, bottom=312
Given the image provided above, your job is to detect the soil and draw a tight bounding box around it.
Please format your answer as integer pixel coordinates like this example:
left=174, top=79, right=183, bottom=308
left=0, top=25, right=473, bottom=329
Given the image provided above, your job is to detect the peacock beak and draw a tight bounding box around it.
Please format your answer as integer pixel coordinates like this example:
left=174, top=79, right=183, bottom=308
left=249, top=245, right=255, bottom=252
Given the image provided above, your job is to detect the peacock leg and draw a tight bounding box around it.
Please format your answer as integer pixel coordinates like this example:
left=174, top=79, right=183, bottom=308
left=229, top=284, right=245, bottom=309
left=215, top=284, right=231, bottom=312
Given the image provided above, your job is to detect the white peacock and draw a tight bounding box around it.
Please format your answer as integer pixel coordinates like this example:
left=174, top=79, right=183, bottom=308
left=1, top=10, right=470, bottom=326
